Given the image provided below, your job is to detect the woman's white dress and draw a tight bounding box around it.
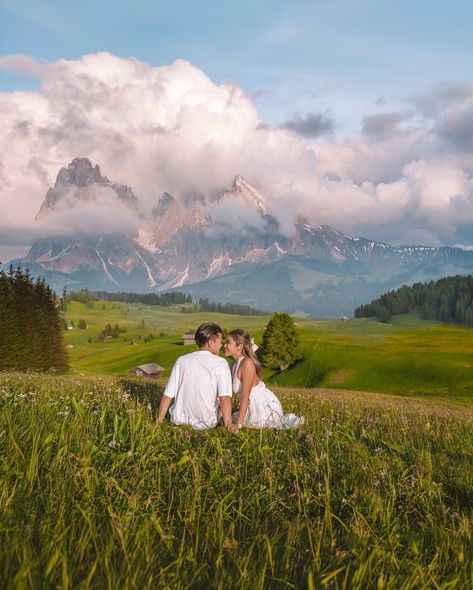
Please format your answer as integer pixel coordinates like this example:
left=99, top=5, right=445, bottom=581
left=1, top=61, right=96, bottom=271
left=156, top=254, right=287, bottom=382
left=232, top=357, right=304, bottom=429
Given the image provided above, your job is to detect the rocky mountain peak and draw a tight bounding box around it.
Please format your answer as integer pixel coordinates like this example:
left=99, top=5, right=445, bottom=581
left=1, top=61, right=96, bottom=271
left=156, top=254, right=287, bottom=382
left=152, top=192, right=176, bottom=217
left=36, top=157, right=138, bottom=220
left=56, top=157, right=105, bottom=188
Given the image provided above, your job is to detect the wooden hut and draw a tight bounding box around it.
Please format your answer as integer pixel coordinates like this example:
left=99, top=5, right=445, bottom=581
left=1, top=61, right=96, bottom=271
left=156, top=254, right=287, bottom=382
left=129, top=362, right=164, bottom=379
left=182, top=333, right=196, bottom=346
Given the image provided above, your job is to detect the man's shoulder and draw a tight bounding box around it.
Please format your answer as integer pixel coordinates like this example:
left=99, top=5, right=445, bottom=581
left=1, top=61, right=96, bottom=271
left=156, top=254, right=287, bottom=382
left=213, top=355, right=231, bottom=370
left=186, top=351, right=230, bottom=370
left=175, top=351, right=196, bottom=365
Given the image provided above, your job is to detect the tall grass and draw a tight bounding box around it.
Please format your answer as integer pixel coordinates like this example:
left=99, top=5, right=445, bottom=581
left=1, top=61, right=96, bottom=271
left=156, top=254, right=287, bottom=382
left=1, top=373, right=473, bottom=588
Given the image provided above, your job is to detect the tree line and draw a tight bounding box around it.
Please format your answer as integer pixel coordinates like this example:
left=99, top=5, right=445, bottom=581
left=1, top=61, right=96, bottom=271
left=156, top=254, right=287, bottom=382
left=68, top=289, right=265, bottom=316
left=185, top=298, right=266, bottom=316
left=0, top=266, right=67, bottom=371
left=69, top=289, right=191, bottom=306
left=355, top=275, right=473, bottom=326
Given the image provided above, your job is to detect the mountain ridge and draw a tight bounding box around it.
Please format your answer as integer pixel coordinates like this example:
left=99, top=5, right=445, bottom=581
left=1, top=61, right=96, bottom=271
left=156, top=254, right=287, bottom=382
left=5, top=157, right=473, bottom=316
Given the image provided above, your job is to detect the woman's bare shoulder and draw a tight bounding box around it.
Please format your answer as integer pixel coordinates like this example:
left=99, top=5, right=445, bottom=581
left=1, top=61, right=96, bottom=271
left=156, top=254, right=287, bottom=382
left=240, top=357, right=256, bottom=373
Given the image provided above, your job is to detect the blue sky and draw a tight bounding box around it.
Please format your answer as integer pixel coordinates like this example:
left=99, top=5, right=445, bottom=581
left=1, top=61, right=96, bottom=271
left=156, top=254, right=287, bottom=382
left=1, top=0, right=472, bottom=133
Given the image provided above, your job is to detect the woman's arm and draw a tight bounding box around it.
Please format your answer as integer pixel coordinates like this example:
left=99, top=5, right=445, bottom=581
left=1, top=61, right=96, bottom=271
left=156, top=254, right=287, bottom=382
left=237, top=359, right=256, bottom=427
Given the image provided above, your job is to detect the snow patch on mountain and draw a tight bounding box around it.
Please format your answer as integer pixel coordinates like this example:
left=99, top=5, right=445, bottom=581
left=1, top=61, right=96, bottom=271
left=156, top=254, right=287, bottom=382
left=162, top=266, right=190, bottom=289
left=135, top=250, right=157, bottom=287
left=206, top=252, right=232, bottom=278
left=231, top=176, right=267, bottom=216
left=95, top=249, right=121, bottom=286
left=238, top=242, right=287, bottom=264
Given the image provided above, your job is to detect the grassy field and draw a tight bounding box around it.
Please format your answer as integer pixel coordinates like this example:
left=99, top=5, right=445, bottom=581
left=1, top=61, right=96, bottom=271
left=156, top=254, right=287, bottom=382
left=1, top=372, right=473, bottom=589
left=63, top=300, right=268, bottom=376
left=272, top=315, right=473, bottom=403
left=63, top=300, right=473, bottom=402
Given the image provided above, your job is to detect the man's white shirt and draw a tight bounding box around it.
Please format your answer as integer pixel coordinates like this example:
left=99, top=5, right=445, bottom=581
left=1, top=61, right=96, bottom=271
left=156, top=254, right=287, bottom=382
left=164, top=350, right=232, bottom=430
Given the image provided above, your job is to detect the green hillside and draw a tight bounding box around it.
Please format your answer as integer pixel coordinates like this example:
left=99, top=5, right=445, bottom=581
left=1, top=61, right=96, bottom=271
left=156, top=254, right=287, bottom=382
left=63, top=300, right=473, bottom=402
left=271, top=315, right=473, bottom=402
left=63, top=300, right=267, bottom=376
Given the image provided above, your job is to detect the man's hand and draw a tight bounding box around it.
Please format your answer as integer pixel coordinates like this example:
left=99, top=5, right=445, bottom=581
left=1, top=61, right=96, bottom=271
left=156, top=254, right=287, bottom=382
left=218, top=395, right=233, bottom=430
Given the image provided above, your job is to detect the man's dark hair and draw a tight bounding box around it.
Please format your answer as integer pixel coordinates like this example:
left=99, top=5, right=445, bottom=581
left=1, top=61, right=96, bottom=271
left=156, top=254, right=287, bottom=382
left=194, top=322, right=223, bottom=347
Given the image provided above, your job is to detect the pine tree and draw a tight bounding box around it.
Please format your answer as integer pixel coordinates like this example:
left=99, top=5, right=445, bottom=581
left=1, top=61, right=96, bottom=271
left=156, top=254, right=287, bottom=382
left=61, top=285, right=68, bottom=312
left=439, top=294, right=451, bottom=323
left=465, top=306, right=473, bottom=327
left=454, top=300, right=466, bottom=324
left=379, top=306, right=392, bottom=323
left=261, top=312, right=301, bottom=371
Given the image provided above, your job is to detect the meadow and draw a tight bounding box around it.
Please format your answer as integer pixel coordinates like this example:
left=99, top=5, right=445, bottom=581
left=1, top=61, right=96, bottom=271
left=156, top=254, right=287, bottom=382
left=1, top=372, right=473, bottom=589
left=63, top=300, right=473, bottom=403
left=2, top=300, right=473, bottom=588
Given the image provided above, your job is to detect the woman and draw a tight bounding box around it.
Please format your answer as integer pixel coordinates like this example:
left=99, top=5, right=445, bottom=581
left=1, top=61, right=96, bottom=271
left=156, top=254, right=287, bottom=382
left=224, top=329, right=304, bottom=430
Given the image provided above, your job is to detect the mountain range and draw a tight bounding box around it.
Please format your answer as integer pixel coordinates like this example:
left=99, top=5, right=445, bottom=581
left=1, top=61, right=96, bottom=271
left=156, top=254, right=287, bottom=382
left=4, top=157, right=473, bottom=316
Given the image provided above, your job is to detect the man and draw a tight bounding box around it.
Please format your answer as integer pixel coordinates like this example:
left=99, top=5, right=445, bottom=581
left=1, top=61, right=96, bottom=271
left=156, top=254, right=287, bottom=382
left=157, top=322, right=234, bottom=430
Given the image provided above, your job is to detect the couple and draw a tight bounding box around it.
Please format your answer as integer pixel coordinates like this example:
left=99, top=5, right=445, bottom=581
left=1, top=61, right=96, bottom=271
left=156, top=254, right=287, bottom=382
left=157, top=322, right=303, bottom=431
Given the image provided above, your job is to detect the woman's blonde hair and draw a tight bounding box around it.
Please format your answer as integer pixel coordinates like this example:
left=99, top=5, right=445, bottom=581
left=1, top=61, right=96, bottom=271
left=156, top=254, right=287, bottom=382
left=229, top=329, right=263, bottom=379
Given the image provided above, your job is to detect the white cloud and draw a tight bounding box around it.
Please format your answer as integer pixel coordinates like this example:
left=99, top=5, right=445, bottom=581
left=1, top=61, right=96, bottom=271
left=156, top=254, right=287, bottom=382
left=0, top=54, right=48, bottom=78
left=1, top=51, right=473, bottom=262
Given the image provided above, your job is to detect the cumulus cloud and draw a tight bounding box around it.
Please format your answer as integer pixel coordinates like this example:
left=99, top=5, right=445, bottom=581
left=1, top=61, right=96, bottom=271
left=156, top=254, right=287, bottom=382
left=281, top=111, right=335, bottom=138
left=411, top=81, right=473, bottom=117
left=206, top=197, right=266, bottom=236
left=436, top=107, right=473, bottom=152
left=361, top=112, right=405, bottom=140
left=0, top=189, right=138, bottom=241
left=37, top=180, right=141, bottom=233
left=1, top=51, right=473, bottom=262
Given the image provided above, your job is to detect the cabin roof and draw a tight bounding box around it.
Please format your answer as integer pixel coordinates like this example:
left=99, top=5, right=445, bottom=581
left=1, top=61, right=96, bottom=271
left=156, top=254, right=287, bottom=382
left=130, top=362, right=164, bottom=374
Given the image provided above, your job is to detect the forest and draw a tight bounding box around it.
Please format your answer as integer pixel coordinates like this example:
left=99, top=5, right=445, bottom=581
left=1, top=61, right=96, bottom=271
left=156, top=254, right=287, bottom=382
left=0, top=266, right=67, bottom=371
left=355, top=275, right=473, bottom=325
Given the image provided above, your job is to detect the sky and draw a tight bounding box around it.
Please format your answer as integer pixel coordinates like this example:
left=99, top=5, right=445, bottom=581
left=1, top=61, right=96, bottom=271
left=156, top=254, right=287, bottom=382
left=1, top=0, right=473, bottom=261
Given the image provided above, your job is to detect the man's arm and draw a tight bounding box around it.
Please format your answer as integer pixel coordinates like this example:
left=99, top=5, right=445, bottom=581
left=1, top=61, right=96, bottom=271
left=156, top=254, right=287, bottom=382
left=158, top=361, right=178, bottom=423
left=216, top=362, right=234, bottom=430
left=218, top=395, right=233, bottom=429
left=158, top=394, right=173, bottom=423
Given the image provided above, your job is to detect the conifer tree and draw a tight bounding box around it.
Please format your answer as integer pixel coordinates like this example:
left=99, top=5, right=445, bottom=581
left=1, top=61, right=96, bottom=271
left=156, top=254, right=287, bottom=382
left=261, top=312, right=301, bottom=371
